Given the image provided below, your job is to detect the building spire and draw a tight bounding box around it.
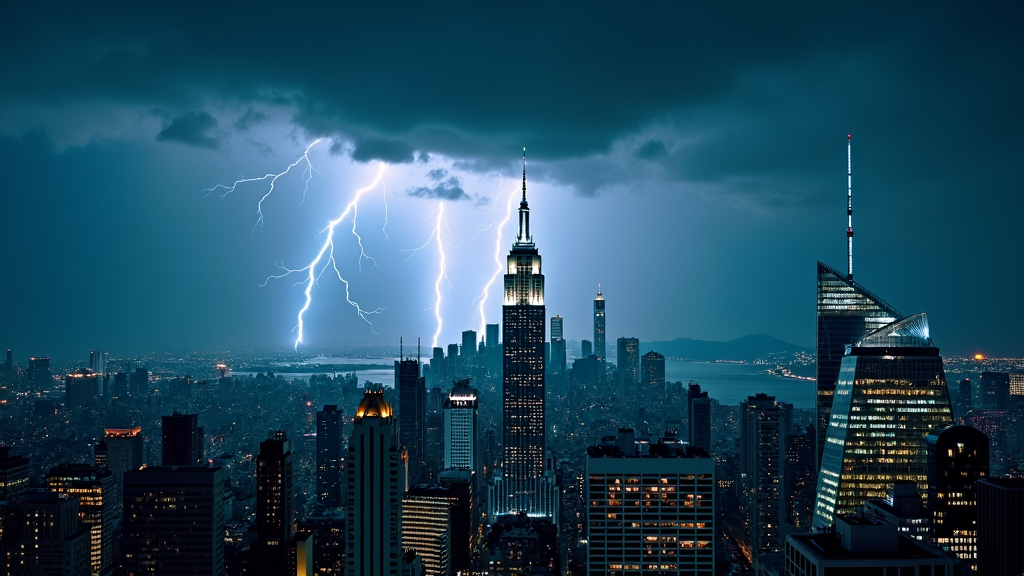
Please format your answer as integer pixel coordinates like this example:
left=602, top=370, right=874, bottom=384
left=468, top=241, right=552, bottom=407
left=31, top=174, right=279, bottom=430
left=515, top=147, right=533, bottom=246
left=522, top=146, right=527, bottom=203
left=847, top=134, right=854, bottom=281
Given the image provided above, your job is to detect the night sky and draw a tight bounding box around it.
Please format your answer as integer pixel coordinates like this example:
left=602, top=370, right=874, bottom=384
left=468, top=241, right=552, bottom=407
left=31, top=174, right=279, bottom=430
left=2, top=3, right=1021, bottom=360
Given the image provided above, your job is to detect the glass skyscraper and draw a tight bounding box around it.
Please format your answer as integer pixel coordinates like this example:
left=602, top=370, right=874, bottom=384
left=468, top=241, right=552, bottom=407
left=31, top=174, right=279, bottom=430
left=815, top=260, right=903, bottom=466
left=812, top=313, right=953, bottom=529
left=593, top=289, right=605, bottom=378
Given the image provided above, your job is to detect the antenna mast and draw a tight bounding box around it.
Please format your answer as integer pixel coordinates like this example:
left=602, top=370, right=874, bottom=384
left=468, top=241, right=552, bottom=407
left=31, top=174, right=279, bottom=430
left=847, top=134, right=854, bottom=281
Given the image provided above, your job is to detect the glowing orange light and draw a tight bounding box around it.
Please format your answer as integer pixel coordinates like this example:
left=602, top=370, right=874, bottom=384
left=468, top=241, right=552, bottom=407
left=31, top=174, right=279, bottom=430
left=974, top=354, right=985, bottom=360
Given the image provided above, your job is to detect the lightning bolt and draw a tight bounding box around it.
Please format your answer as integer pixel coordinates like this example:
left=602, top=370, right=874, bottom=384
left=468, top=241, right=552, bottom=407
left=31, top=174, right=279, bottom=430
left=472, top=187, right=516, bottom=335
left=258, top=162, right=388, bottom=349
left=432, top=202, right=451, bottom=348
left=204, top=138, right=323, bottom=231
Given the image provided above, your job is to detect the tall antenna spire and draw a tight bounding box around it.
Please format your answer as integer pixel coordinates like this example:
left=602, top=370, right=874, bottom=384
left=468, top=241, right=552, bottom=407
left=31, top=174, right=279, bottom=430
left=400, top=337, right=403, bottom=360
left=522, top=147, right=527, bottom=202
left=847, top=134, right=854, bottom=281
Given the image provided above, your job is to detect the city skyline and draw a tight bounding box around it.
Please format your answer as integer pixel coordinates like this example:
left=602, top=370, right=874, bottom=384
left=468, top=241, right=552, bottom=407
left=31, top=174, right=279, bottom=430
left=1, top=4, right=1022, bottom=361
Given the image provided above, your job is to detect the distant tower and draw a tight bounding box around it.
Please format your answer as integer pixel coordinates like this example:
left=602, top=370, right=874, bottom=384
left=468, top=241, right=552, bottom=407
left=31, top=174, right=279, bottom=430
left=549, top=316, right=566, bottom=377
left=497, top=147, right=553, bottom=519
left=443, top=379, right=478, bottom=472
left=26, top=356, right=50, bottom=389
left=161, top=412, right=203, bottom=466
left=316, top=405, right=344, bottom=507
left=89, top=349, right=108, bottom=377
left=593, top=288, right=605, bottom=380
left=813, top=314, right=954, bottom=529
left=397, top=353, right=426, bottom=485
left=347, top=387, right=404, bottom=576
left=640, top=351, right=665, bottom=398
left=616, top=337, right=640, bottom=399
left=687, top=383, right=711, bottom=452
left=927, top=424, right=989, bottom=570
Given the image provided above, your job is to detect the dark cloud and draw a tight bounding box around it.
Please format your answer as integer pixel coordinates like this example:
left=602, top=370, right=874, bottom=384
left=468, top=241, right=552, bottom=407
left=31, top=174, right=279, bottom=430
left=350, top=137, right=415, bottom=164
left=427, top=168, right=448, bottom=181
left=407, top=177, right=470, bottom=201
left=155, top=111, right=220, bottom=149
left=234, top=109, right=268, bottom=131
left=635, top=139, right=667, bottom=160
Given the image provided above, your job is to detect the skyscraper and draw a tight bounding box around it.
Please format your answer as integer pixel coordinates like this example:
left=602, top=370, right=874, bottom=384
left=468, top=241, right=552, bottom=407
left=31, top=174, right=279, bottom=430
left=586, top=429, right=715, bottom=576
left=616, top=337, right=639, bottom=399
left=549, top=316, right=566, bottom=378
left=245, top=431, right=294, bottom=573
left=815, top=261, right=903, bottom=467
left=751, top=400, right=792, bottom=555
left=316, top=405, right=344, bottom=508
left=347, top=387, right=404, bottom=576
left=65, top=370, right=100, bottom=408
left=443, top=378, right=478, bottom=472
left=485, top=323, right=501, bottom=377
left=26, top=356, right=50, bottom=389
left=593, top=288, right=605, bottom=379
left=1, top=445, right=30, bottom=502
left=129, top=367, right=148, bottom=396
left=498, top=149, right=552, bottom=518
left=926, top=423, right=989, bottom=569
left=687, top=382, right=711, bottom=452
left=783, top=425, right=816, bottom=531
left=812, top=314, right=953, bottom=529
left=122, top=466, right=226, bottom=576
left=97, top=427, right=144, bottom=508
left=640, top=351, right=665, bottom=399
left=161, top=411, right=203, bottom=466
left=400, top=494, right=451, bottom=576
left=397, top=354, right=426, bottom=485
left=45, top=463, right=115, bottom=575
left=976, top=477, right=1024, bottom=576
left=7, top=492, right=91, bottom=576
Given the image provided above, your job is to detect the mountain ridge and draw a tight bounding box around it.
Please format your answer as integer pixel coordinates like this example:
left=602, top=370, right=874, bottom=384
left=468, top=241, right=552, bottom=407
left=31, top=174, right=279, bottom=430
left=638, top=333, right=810, bottom=362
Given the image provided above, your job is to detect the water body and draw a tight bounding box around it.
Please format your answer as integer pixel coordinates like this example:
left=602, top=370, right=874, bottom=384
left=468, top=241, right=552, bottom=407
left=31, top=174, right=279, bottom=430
left=238, top=357, right=815, bottom=408
left=665, top=360, right=814, bottom=409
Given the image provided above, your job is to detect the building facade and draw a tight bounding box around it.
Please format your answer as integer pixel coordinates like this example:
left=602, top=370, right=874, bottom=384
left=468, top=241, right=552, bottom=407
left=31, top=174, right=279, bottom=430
left=593, top=289, right=605, bottom=379
left=316, top=405, right=344, bottom=507
left=397, top=356, right=426, bottom=485
left=443, top=378, right=478, bottom=472
left=926, top=423, right=988, bottom=569
left=45, top=463, right=114, bottom=575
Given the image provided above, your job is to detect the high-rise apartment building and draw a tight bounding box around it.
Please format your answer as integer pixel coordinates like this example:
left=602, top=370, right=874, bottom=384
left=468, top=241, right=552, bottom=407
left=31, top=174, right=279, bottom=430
left=161, top=411, right=203, bottom=466
left=593, top=288, right=605, bottom=378
left=813, top=314, right=953, bottom=529
left=497, top=150, right=553, bottom=519
left=347, top=387, right=404, bottom=576
left=7, top=492, right=91, bottom=576
left=45, top=463, right=114, bottom=575
left=317, top=405, right=344, bottom=508
left=586, top=429, right=715, bottom=576
left=122, top=466, right=226, bottom=576
left=783, top=425, right=816, bottom=531
left=401, top=494, right=451, bottom=576
left=244, top=432, right=294, bottom=573
left=397, top=354, right=426, bottom=485
left=751, top=401, right=791, bottom=555
left=616, top=337, right=639, bottom=399
left=815, top=260, right=903, bottom=467
left=926, top=424, right=989, bottom=569
left=443, top=378, right=478, bottom=472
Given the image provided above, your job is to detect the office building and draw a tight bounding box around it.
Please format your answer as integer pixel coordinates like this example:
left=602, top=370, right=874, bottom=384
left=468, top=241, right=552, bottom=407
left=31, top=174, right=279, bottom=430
left=497, top=150, right=553, bottom=519
left=485, top=323, right=501, bottom=377
left=783, top=425, right=816, bottom=531
left=813, top=314, right=954, bottom=529
left=687, top=383, right=711, bottom=452
left=401, top=494, right=451, bottom=576
left=976, top=477, right=1024, bottom=576
left=926, top=424, right=988, bottom=569
left=462, top=330, right=478, bottom=362
left=89, top=350, right=108, bottom=377
left=549, top=316, right=566, bottom=376
left=45, top=463, right=115, bottom=575
left=435, top=470, right=476, bottom=573
left=96, top=427, right=144, bottom=507
left=443, top=378, right=478, bottom=472
left=6, top=492, right=91, bottom=576
left=397, top=354, right=426, bottom=485
left=863, top=481, right=930, bottom=542
left=739, top=393, right=787, bottom=488
left=317, top=405, right=344, bottom=507
left=816, top=260, right=903, bottom=467
left=616, top=337, right=639, bottom=399
left=594, top=288, right=605, bottom=378
left=640, top=351, right=665, bottom=398
left=161, top=411, right=203, bottom=466
left=242, top=432, right=294, bottom=574
left=129, top=367, right=149, bottom=396
left=26, top=356, right=50, bottom=389
left=430, top=346, right=447, bottom=389
left=785, top=515, right=956, bottom=576
left=65, top=370, right=100, bottom=408
left=751, top=401, right=791, bottom=555
left=0, top=445, right=30, bottom=502
left=122, top=466, right=226, bottom=576
left=347, top=387, right=404, bottom=576
left=586, top=429, right=715, bottom=575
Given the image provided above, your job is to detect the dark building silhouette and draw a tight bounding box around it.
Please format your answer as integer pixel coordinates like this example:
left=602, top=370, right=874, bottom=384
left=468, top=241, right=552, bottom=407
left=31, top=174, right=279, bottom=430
left=593, top=289, right=605, bottom=379
left=65, top=370, right=100, bottom=408
left=122, top=466, right=225, bottom=576
left=94, top=426, right=144, bottom=509
left=496, top=151, right=552, bottom=518
left=783, top=425, right=817, bottom=531
left=687, top=382, right=711, bottom=451
left=243, top=431, right=294, bottom=574
left=616, top=337, right=639, bottom=399
left=316, top=405, right=344, bottom=508
left=640, top=351, right=665, bottom=399
left=978, top=371, right=1011, bottom=410
left=927, top=424, right=989, bottom=569
left=397, top=354, right=426, bottom=485
left=45, top=463, right=114, bottom=575
left=976, top=477, right=1024, bottom=576
left=26, top=356, right=50, bottom=390
left=6, top=492, right=91, bottom=576
left=815, top=261, right=902, bottom=467
left=813, top=314, right=953, bottom=529
left=161, top=411, right=203, bottom=466
left=129, top=367, right=149, bottom=396
left=0, top=446, right=29, bottom=502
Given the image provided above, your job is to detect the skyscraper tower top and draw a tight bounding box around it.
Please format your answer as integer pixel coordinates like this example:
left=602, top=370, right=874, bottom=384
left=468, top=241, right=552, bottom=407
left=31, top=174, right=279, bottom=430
left=847, top=134, right=854, bottom=280
left=515, top=147, right=534, bottom=248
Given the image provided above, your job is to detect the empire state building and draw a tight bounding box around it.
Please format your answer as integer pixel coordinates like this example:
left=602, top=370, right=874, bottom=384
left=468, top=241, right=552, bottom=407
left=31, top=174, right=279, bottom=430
left=492, top=149, right=557, bottom=521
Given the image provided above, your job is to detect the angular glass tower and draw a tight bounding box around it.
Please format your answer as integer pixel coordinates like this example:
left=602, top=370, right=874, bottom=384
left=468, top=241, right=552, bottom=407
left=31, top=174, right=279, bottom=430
left=498, top=149, right=551, bottom=518
left=812, top=313, right=954, bottom=529
left=815, top=261, right=903, bottom=466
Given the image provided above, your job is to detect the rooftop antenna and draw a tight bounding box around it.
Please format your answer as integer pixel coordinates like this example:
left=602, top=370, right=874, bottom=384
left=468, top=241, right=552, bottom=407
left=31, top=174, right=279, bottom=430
left=400, top=337, right=403, bottom=360
left=522, top=147, right=527, bottom=202
left=417, top=338, right=421, bottom=364
left=847, top=134, right=854, bottom=281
